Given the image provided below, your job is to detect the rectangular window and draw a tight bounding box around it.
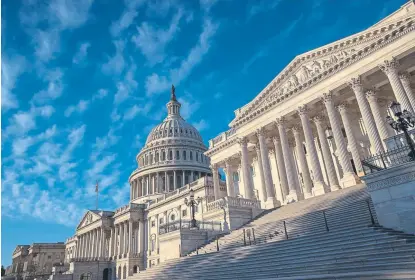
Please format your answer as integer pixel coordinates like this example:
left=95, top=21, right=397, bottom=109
left=182, top=209, right=187, bottom=217
left=176, top=150, right=180, bottom=160
left=151, top=220, right=156, bottom=227
left=159, top=218, right=164, bottom=224
left=190, top=151, right=193, bottom=160
left=48, top=256, right=51, bottom=260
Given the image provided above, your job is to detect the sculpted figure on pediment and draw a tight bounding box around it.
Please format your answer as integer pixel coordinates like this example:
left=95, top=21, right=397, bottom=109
left=309, top=60, right=322, bottom=76
left=297, top=65, right=311, bottom=83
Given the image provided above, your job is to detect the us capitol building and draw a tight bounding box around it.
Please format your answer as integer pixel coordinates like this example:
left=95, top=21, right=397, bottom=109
left=9, top=1, right=415, bottom=280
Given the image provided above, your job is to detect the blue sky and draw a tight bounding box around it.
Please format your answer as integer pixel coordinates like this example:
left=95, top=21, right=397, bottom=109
left=1, top=0, right=406, bottom=266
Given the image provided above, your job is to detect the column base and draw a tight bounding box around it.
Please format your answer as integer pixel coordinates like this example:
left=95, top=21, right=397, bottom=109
left=340, top=172, right=361, bottom=188
left=285, top=191, right=299, bottom=204
left=303, top=191, right=313, bottom=199
left=312, top=181, right=329, bottom=196
left=265, top=197, right=281, bottom=209
left=330, top=184, right=341, bottom=192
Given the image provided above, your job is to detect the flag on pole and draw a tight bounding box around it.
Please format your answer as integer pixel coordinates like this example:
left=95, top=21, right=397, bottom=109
left=95, top=181, right=99, bottom=193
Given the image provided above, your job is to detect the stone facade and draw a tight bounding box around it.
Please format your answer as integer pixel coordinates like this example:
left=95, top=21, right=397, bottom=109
left=206, top=1, right=415, bottom=209
left=6, top=243, right=65, bottom=280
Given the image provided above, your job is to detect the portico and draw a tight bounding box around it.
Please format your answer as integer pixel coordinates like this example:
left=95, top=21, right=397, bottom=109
left=206, top=9, right=415, bottom=207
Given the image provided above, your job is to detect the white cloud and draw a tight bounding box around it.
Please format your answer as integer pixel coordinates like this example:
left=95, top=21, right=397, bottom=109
left=248, top=0, right=282, bottom=19
left=110, top=0, right=145, bottom=37
left=192, top=119, right=209, bottom=131
left=90, top=128, right=120, bottom=161
left=114, top=64, right=138, bottom=105
left=32, top=29, right=60, bottom=62
left=73, top=42, right=91, bottom=64
left=123, top=103, right=152, bottom=120
left=1, top=55, right=26, bottom=110
left=178, top=97, right=200, bottom=120
left=48, top=0, right=94, bottom=29
left=64, top=100, right=90, bottom=117
left=132, top=9, right=183, bottom=65
left=87, top=154, right=117, bottom=178
left=111, top=183, right=130, bottom=205
left=92, top=89, right=108, bottom=100
left=145, top=18, right=218, bottom=96
left=102, top=40, right=126, bottom=75
left=31, top=69, right=64, bottom=104
left=12, top=137, right=35, bottom=156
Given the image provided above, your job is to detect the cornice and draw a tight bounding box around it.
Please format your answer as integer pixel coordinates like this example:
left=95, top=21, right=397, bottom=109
left=231, top=16, right=414, bottom=128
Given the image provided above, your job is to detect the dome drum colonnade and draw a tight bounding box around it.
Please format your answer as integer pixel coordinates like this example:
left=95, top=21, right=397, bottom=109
left=207, top=23, right=415, bottom=207
left=129, top=86, right=212, bottom=201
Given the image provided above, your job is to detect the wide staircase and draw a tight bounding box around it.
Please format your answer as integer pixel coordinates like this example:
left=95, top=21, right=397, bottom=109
left=131, top=185, right=415, bottom=279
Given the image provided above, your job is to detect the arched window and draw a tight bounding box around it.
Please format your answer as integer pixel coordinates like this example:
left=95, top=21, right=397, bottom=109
left=183, top=150, right=186, bottom=160
left=162, top=150, right=166, bottom=161
left=196, top=152, right=199, bottom=162
left=150, top=234, right=156, bottom=252
left=155, top=152, right=159, bottom=162
left=190, top=151, right=193, bottom=160
left=123, top=265, right=127, bottom=279
left=169, top=150, right=173, bottom=160
left=176, top=150, right=180, bottom=160
left=171, top=214, right=176, bottom=221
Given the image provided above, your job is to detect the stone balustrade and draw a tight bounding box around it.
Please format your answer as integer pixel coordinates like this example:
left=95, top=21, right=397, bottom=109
left=206, top=196, right=261, bottom=212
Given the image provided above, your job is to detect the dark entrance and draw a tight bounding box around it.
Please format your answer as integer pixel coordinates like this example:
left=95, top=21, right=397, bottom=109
left=103, top=268, right=109, bottom=280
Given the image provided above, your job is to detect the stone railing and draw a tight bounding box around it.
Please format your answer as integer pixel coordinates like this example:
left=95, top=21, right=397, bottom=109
left=65, top=236, right=77, bottom=244
left=137, top=160, right=209, bottom=172
left=206, top=196, right=261, bottom=212
left=208, top=128, right=238, bottom=148
left=385, top=129, right=415, bottom=150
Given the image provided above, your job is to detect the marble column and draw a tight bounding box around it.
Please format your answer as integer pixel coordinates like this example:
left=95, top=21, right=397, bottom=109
left=109, top=227, right=114, bottom=258
left=298, top=105, right=328, bottom=195
left=211, top=164, right=220, bottom=199
left=182, top=170, right=185, bottom=187
left=123, top=222, right=128, bottom=255
left=128, top=221, right=133, bottom=254
left=313, top=116, right=340, bottom=191
left=272, top=136, right=289, bottom=199
left=366, top=89, right=390, bottom=147
left=276, top=117, right=299, bottom=202
left=257, top=128, right=278, bottom=207
left=292, top=126, right=313, bottom=198
left=224, top=159, right=235, bottom=197
left=190, top=171, right=194, bottom=183
left=141, top=178, right=145, bottom=196
left=138, top=220, right=145, bottom=257
left=166, top=172, right=170, bottom=191
left=349, top=76, right=384, bottom=154
left=91, top=229, right=96, bottom=258
left=399, top=72, right=415, bottom=111
left=254, top=145, right=267, bottom=202
left=173, top=171, right=177, bottom=190
left=156, top=173, right=160, bottom=193
left=130, top=182, right=134, bottom=200
left=322, top=92, right=360, bottom=188
left=238, top=137, right=255, bottom=199
left=379, top=58, right=414, bottom=113
left=119, top=224, right=123, bottom=256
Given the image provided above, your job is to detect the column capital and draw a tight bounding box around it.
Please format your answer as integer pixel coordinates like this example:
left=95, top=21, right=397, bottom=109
left=399, top=71, right=410, bottom=82
left=210, top=163, right=218, bottom=170
left=365, top=87, right=378, bottom=101
left=312, top=115, right=326, bottom=125
left=255, top=144, right=261, bottom=153
left=252, top=156, right=258, bottom=163
left=275, top=117, right=286, bottom=126
left=378, top=57, right=399, bottom=75
left=291, top=126, right=301, bottom=135
left=237, top=137, right=248, bottom=146
left=337, top=102, right=349, bottom=113
left=348, top=76, right=363, bottom=91
left=268, top=148, right=275, bottom=155
left=255, top=127, right=266, bottom=137
left=321, top=91, right=334, bottom=104
left=297, top=104, right=309, bottom=116
left=272, top=136, right=281, bottom=144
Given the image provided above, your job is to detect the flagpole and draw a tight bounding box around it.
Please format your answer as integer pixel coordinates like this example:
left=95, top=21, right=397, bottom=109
left=96, top=180, right=99, bottom=210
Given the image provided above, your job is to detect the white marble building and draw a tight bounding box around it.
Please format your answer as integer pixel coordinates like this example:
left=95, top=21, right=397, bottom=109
left=56, top=2, right=415, bottom=280
left=206, top=0, right=415, bottom=208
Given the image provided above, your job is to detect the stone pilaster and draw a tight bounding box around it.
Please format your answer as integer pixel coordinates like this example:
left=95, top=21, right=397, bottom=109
left=238, top=137, right=255, bottom=199
left=276, top=117, right=299, bottom=202
left=272, top=136, right=289, bottom=200
left=379, top=58, right=414, bottom=113
left=298, top=105, right=328, bottom=196
left=322, top=92, right=360, bottom=188
left=128, top=221, right=133, bottom=255
left=292, top=126, right=313, bottom=198
left=313, top=116, right=340, bottom=191
left=399, top=72, right=415, bottom=112
left=366, top=89, right=390, bottom=148
left=349, top=76, right=384, bottom=154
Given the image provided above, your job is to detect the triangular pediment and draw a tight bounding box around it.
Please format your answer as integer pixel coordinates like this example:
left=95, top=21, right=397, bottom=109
left=230, top=1, right=415, bottom=127
left=76, top=210, right=102, bottom=230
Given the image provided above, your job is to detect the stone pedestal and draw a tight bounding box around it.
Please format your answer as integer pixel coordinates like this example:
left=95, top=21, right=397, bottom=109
left=363, top=161, right=415, bottom=234
left=312, top=182, right=328, bottom=197
left=265, top=197, right=280, bottom=209
left=340, top=172, right=362, bottom=188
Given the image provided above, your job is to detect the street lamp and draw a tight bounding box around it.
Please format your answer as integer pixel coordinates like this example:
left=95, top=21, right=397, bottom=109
left=386, top=101, right=415, bottom=159
left=184, top=189, right=201, bottom=228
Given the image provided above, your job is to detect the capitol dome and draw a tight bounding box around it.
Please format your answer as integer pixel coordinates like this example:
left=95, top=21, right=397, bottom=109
left=129, top=85, right=212, bottom=201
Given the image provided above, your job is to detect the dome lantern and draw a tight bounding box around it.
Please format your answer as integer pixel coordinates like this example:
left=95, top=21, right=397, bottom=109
left=167, top=85, right=181, bottom=119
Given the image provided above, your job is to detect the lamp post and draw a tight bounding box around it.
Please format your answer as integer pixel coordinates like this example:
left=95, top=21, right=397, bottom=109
left=184, top=189, right=201, bottom=228
left=386, top=101, right=415, bottom=159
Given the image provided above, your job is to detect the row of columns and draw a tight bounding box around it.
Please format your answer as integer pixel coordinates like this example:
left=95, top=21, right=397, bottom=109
left=75, top=227, right=105, bottom=259
left=130, top=171, right=207, bottom=200
left=139, top=148, right=208, bottom=167
left=212, top=58, right=414, bottom=205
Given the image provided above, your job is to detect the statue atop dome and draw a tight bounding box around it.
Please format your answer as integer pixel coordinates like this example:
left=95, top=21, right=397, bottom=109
left=171, top=84, right=177, bottom=101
